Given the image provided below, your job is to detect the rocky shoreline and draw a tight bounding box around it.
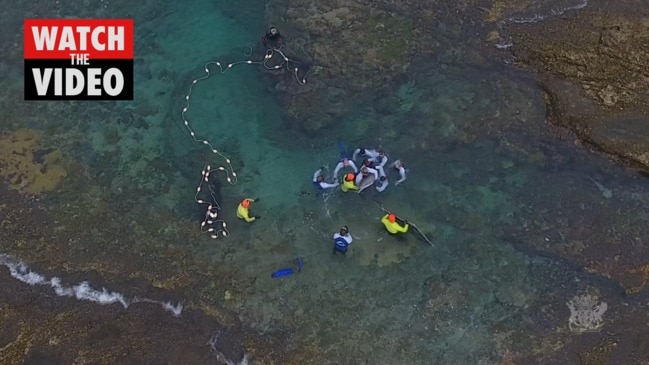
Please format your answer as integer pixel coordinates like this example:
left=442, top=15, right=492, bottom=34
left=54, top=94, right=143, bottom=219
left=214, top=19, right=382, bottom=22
left=508, top=0, right=649, bottom=175
left=265, top=0, right=648, bottom=173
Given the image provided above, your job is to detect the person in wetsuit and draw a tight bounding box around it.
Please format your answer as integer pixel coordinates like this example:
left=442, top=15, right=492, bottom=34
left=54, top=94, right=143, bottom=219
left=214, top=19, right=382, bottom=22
left=260, top=26, right=311, bottom=84
left=262, top=27, right=285, bottom=49
left=313, top=167, right=339, bottom=190
left=333, top=226, right=353, bottom=255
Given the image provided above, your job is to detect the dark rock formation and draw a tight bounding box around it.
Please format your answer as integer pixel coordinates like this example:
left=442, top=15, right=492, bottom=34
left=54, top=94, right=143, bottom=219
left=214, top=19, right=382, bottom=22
left=509, top=1, right=649, bottom=173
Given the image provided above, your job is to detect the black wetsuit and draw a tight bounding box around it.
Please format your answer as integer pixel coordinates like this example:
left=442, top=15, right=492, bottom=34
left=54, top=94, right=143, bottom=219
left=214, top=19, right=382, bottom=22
left=262, top=31, right=284, bottom=49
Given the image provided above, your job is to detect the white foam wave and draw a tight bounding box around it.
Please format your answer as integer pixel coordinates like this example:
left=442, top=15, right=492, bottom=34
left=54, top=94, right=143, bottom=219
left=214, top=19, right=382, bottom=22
left=0, top=254, right=183, bottom=316
left=508, top=0, right=588, bottom=24
left=213, top=351, right=250, bottom=365
left=495, top=0, right=589, bottom=49
left=208, top=331, right=250, bottom=365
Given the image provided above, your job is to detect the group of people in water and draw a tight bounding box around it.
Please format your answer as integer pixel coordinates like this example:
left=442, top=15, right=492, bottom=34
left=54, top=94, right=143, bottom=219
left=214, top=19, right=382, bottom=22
left=313, top=147, right=407, bottom=194
left=232, top=28, right=413, bottom=255
left=315, top=147, right=411, bottom=255
left=234, top=145, right=412, bottom=255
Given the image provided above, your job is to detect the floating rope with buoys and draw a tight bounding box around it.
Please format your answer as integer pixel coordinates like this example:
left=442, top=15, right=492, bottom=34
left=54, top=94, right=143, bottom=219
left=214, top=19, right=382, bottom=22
left=181, top=44, right=310, bottom=238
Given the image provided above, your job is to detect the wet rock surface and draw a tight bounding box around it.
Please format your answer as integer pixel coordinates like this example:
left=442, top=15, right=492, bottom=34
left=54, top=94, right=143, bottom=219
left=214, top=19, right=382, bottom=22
left=0, top=184, right=287, bottom=365
left=0, top=270, right=215, bottom=365
left=508, top=1, right=649, bottom=173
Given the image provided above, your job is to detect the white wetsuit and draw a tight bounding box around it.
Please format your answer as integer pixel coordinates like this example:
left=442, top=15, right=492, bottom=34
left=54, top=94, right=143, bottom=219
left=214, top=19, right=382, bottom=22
left=373, top=154, right=388, bottom=168
left=391, top=160, right=407, bottom=185
left=375, top=166, right=388, bottom=192
left=352, top=148, right=380, bottom=162
left=333, top=159, right=358, bottom=179
left=313, top=169, right=339, bottom=189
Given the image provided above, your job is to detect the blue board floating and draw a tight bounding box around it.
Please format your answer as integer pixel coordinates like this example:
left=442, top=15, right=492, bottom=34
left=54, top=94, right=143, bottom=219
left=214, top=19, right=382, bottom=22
left=271, top=257, right=304, bottom=278
left=271, top=268, right=294, bottom=278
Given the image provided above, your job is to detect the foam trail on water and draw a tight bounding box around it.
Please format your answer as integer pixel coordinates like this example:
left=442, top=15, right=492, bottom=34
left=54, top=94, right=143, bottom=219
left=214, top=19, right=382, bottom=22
left=495, top=0, right=589, bottom=49
left=0, top=254, right=183, bottom=317
left=213, top=351, right=249, bottom=365
left=135, top=297, right=184, bottom=317
left=323, top=189, right=333, bottom=218
left=208, top=331, right=250, bottom=365
left=509, top=0, right=588, bottom=23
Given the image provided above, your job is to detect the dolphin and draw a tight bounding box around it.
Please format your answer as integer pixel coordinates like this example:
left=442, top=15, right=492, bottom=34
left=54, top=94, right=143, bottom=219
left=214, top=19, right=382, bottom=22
left=357, top=174, right=376, bottom=194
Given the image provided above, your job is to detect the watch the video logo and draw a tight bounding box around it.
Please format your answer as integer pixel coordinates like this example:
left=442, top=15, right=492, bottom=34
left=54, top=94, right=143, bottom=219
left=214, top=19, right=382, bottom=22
left=24, top=19, right=134, bottom=100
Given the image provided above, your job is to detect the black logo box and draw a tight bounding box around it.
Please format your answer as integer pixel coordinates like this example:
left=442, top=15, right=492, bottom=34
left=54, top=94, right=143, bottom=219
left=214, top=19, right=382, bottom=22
left=24, top=59, right=133, bottom=100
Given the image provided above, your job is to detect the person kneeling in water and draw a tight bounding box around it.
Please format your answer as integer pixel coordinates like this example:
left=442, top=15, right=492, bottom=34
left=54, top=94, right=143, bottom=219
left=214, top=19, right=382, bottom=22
left=237, top=198, right=260, bottom=222
left=333, top=157, right=358, bottom=180
left=352, top=147, right=380, bottom=163
left=375, top=165, right=389, bottom=192
left=390, top=160, right=407, bottom=185
left=341, top=173, right=359, bottom=192
left=355, top=166, right=378, bottom=187
left=313, top=167, right=339, bottom=190
left=381, top=213, right=409, bottom=234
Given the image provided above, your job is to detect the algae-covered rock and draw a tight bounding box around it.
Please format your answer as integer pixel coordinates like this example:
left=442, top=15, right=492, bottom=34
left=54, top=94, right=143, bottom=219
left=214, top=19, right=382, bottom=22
left=512, top=10, right=648, bottom=111
left=0, top=129, right=68, bottom=194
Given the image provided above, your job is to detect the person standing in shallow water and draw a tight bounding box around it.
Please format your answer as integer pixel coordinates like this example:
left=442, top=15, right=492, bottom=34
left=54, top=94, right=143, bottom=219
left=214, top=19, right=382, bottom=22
left=333, top=226, right=353, bottom=255
left=262, top=27, right=284, bottom=49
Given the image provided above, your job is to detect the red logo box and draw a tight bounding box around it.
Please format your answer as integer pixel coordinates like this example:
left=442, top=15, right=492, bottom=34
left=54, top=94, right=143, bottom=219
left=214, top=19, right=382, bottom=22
left=24, top=19, right=134, bottom=100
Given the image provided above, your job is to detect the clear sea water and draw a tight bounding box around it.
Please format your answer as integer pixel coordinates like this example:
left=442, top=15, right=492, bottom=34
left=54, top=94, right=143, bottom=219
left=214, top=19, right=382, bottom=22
left=2, top=0, right=649, bottom=364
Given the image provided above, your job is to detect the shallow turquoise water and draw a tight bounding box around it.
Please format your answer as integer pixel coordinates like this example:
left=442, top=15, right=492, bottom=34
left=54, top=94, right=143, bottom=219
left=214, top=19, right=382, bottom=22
left=3, top=0, right=649, bottom=363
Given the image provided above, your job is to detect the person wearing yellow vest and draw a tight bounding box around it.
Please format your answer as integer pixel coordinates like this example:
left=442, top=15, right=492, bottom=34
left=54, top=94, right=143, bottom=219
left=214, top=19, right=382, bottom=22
left=381, top=213, right=409, bottom=234
left=341, top=172, right=359, bottom=192
left=237, top=198, right=259, bottom=222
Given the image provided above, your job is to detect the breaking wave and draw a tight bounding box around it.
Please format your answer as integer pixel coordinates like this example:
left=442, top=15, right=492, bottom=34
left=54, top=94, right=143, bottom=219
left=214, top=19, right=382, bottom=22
left=0, top=254, right=183, bottom=316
